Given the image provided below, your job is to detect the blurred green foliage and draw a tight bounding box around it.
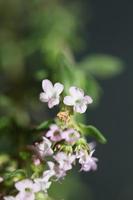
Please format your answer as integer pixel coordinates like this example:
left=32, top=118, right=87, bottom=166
left=0, top=0, right=123, bottom=198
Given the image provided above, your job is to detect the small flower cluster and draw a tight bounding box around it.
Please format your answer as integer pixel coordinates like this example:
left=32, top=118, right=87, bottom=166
left=40, top=79, right=93, bottom=113
left=4, top=80, right=98, bottom=200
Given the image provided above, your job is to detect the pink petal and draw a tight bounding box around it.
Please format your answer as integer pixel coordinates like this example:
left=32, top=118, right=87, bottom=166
left=47, top=161, right=55, bottom=170
left=16, top=192, right=35, bottom=200
left=48, top=98, right=59, bottom=108
left=74, top=104, right=87, bottom=113
left=54, top=83, right=64, bottom=95
left=33, top=183, right=41, bottom=192
left=42, top=79, right=53, bottom=95
left=84, top=95, right=93, bottom=104
left=15, top=179, right=33, bottom=191
left=46, top=130, right=53, bottom=137
left=69, top=87, right=84, bottom=99
left=50, top=124, right=59, bottom=131
left=39, top=92, right=49, bottom=102
left=63, top=96, right=75, bottom=106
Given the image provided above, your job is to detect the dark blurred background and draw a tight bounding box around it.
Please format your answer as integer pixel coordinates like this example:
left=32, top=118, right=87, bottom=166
left=85, top=1, right=133, bottom=200
left=0, top=0, right=133, bottom=200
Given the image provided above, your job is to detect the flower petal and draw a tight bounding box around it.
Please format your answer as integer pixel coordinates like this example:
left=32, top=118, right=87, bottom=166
left=63, top=96, right=75, bottom=106
left=16, top=191, right=35, bottom=200
left=42, top=79, right=53, bottom=96
left=33, top=183, right=40, bottom=192
left=48, top=98, right=60, bottom=108
left=69, top=87, right=84, bottom=99
left=15, top=179, right=33, bottom=191
left=54, top=83, right=64, bottom=95
left=84, top=95, right=93, bottom=104
left=39, top=92, right=49, bottom=102
left=74, top=104, right=87, bottom=113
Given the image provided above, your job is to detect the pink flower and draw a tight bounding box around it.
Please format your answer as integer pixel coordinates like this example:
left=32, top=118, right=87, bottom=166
left=35, top=137, right=53, bottom=158
left=47, top=161, right=66, bottom=180
left=54, top=152, right=75, bottom=171
left=40, top=79, right=64, bottom=108
left=77, top=150, right=98, bottom=172
left=42, top=168, right=55, bottom=182
left=15, top=179, right=40, bottom=200
left=32, top=156, right=41, bottom=166
left=46, top=124, right=62, bottom=142
left=34, top=178, right=51, bottom=193
left=63, top=86, right=93, bottom=113
left=34, top=166, right=55, bottom=192
left=61, top=128, right=80, bottom=144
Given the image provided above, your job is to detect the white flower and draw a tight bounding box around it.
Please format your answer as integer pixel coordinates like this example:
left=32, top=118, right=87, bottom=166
left=42, top=168, right=55, bottom=182
left=46, top=124, right=62, bottom=142
left=47, top=161, right=66, bottom=180
left=77, top=150, right=98, bottom=172
left=40, top=79, right=64, bottom=108
left=15, top=179, right=40, bottom=200
left=35, top=137, right=53, bottom=158
left=54, top=152, right=76, bottom=171
left=63, top=86, right=93, bottom=113
left=34, top=162, right=55, bottom=192
left=34, top=178, right=51, bottom=193
left=61, top=128, right=80, bottom=144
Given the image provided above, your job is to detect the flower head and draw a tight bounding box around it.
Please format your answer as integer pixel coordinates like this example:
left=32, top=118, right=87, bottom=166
left=54, top=152, right=75, bottom=171
left=35, top=137, right=53, bottom=158
left=34, top=178, right=51, bottom=193
left=40, top=79, right=64, bottom=108
left=63, top=86, right=93, bottom=113
left=47, top=161, right=66, bottom=180
left=15, top=179, right=40, bottom=200
left=46, top=124, right=62, bottom=142
left=61, top=128, right=80, bottom=144
left=77, top=150, right=98, bottom=172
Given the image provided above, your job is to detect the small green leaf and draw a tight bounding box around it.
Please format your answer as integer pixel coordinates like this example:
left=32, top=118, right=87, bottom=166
left=79, top=123, right=107, bottom=144
left=35, top=120, right=53, bottom=131
left=79, top=54, right=124, bottom=78
left=4, top=169, right=26, bottom=180
left=19, top=151, right=30, bottom=160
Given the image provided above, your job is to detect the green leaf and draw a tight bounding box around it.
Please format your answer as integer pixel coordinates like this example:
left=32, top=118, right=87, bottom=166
left=79, top=54, right=124, bottom=78
left=79, top=123, right=107, bottom=144
left=0, top=117, right=11, bottom=130
left=19, top=151, right=30, bottom=160
left=35, top=120, right=53, bottom=131
left=4, top=169, right=26, bottom=180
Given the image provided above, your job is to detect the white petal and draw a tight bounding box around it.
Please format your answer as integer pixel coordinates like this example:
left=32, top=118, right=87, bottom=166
left=15, top=179, right=33, bottom=191
left=74, top=104, right=87, bottom=113
left=42, top=79, right=53, bottom=95
left=69, top=87, right=84, bottom=99
left=88, top=142, right=96, bottom=151
left=47, top=161, right=55, bottom=170
left=33, top=183, right=40, bottom=192
left=84, top=95, right=93, bottom=104
left=16, top=192, right=35, bottom=200
left=54, top=83, right=64, bottom=95
left=69, top=155, right=76, bottom=163
left=63, top=96, right=75, bottom=106
left=39, top=92, right=49, bottom=102
left=42, top=137, right=52, bottom=147
left=48, top=98, right=60, bottom=108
